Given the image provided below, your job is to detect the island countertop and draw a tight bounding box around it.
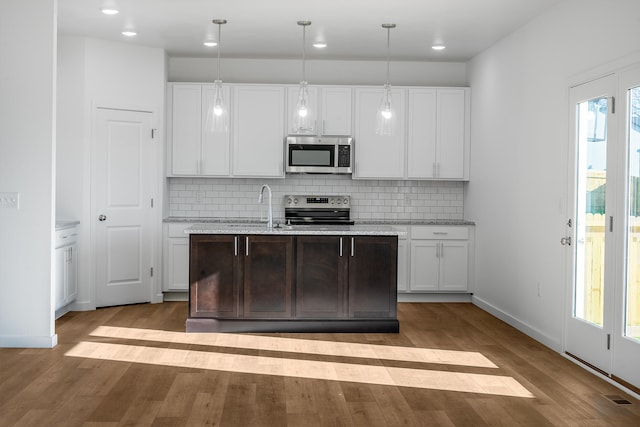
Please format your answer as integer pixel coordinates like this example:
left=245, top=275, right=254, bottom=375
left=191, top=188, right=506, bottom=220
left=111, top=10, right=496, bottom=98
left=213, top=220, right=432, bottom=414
left=185, top=223, right=407, bottom=236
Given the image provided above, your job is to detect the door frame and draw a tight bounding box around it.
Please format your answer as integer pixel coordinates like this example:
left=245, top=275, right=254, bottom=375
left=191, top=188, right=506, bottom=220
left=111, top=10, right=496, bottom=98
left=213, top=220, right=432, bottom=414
left=89, top=103, right=162, bottom=308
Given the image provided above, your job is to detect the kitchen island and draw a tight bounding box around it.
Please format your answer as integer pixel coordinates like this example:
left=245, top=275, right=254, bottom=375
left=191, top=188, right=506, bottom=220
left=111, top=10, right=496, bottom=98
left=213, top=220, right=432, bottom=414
left=185, top=223, right=404, bottom=333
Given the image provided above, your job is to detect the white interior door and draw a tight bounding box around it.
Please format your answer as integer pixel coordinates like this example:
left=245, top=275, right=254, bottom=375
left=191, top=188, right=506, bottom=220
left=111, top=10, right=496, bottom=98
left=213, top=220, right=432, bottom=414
left=565, top=75, right=617, bottom=372
left=94, top=108, right=154, bottom=307
left=613, top=67, right=640, bottom=387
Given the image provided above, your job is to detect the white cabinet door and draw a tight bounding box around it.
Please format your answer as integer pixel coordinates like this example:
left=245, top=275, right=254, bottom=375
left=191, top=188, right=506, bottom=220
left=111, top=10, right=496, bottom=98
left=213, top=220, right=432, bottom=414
left=410, top=240, right=439, bottom=291
left=166, top=238, right=189, bottom=291
left=54, top=246, right=66, bottom=310
left=201, top=84, right=231, bottom=176
left=287, top=85, right=319, bottom=135
left=233, top=85, right=285, bottom=177
left=439, top=241, right=469, bottom=291
left=407, top=88, right=437, bottom=178
left=436, top=89, right=467, bottom=180
left=407, top=87, right=469, bottom=180
left=163, top=224, right=190, bottom=292
left=66, top=243, right=78, bottom=303
left=396, top=238, right=409, bottom=292
left=354, top=87, right=406, bottom=179
left=320, top=87, right=352, bottom=136
left=170, top=84, right=202, bottom=175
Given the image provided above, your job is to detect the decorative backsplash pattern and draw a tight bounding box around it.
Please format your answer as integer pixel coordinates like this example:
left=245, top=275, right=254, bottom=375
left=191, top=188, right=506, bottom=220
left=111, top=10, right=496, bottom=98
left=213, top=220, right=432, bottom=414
left=167, top=175, right=464, bottom=221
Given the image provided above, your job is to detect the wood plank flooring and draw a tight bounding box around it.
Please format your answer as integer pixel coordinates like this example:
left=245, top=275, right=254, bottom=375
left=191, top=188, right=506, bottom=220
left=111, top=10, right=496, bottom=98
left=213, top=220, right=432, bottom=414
left=1, top=302, right=639, bottom=426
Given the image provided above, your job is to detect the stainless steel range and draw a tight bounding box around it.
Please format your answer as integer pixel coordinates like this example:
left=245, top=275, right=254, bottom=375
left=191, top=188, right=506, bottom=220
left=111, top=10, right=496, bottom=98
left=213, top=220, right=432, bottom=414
left=284, top=195, right=354, bottom=225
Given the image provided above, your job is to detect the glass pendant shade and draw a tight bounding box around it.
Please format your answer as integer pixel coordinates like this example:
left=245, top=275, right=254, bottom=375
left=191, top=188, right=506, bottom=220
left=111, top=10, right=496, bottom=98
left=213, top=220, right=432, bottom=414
left=294, top=80, right=314, bottom=132
left=206, top=79, right=228, bottom=133
left=376, top=83, right=395, bottom=135
left=208, top=19, right=228, bottom=133
left=376, top=23, right=396, bottom=136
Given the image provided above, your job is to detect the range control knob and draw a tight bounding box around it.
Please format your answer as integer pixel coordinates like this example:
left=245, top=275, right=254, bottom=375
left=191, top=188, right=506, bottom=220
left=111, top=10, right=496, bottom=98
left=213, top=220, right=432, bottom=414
left=343, top=198, right=349, bottom=204
left=336, top=199, right=341, bottom=204
left=293, top=198, right=298, bottom=204
left=330, top=198, right=335, bottom=204
left=286, top=198, right=293, bottom=205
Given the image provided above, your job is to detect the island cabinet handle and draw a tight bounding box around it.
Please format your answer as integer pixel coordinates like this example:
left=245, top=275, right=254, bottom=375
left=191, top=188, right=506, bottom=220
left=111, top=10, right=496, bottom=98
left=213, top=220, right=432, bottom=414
left=245, top=236, right=249, bottom=256
left=234, top=236, right=238, bottom=256
left=339, top=237, right=343, bottom=257
left=351, top=237, right=355, bottom=257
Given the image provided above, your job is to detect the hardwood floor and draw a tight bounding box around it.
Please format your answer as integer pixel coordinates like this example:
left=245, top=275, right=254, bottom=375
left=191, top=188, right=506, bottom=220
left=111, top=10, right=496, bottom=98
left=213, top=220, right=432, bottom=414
left=1, top=302, right=639, bottom=426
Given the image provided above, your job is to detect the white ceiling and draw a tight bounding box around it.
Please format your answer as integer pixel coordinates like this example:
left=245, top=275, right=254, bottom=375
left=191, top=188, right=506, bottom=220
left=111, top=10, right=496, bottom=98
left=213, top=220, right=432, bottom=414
left=58, top=0, right=563, bottom=62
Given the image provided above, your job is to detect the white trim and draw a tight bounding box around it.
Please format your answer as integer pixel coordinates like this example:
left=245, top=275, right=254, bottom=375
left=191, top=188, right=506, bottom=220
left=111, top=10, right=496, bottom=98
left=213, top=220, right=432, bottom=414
left=562, top=353, right=640, bottom=401
left=472, top=295, right=562, bottom=352
left=0, top=334, right=58, bottom=348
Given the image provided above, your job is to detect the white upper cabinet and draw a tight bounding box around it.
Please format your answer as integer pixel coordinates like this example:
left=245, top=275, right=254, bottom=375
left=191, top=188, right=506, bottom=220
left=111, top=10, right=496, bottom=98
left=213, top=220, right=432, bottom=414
left=286, top=86, right=352, bottom=136
left=168, top=83, right=231, bottom=176
left=407, top=87, right=470, bottom=180
left=353, top=87, right=406, bottom=179
left=233, top=85, right=285, bottom=177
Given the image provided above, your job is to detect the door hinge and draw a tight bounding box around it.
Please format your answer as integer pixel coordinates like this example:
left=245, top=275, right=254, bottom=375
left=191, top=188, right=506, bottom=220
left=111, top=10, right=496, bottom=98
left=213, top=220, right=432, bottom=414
left=151, top=198, right=154, bottom=208
left=151, top=128, right=157, bottom=139
left=150, top=267, right=154, bottom=277
left=607, top=333, right=611, bottom=350
left=610, top=96, right=615, bottom=114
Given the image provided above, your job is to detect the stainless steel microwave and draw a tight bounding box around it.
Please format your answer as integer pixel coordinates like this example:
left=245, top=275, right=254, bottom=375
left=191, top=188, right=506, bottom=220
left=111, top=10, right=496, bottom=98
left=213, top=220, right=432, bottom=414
left=285, top=136, right=353, bottom=174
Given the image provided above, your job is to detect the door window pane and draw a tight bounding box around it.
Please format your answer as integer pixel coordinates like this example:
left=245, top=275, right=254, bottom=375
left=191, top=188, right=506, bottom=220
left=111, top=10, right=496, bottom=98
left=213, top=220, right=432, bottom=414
left=575, top=97, right=608, bottom=326
left=626, top=87, right=640, bottom=341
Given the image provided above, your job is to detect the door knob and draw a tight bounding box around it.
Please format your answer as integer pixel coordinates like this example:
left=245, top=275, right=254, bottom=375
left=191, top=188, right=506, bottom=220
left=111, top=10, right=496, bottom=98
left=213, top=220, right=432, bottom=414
left=98, top=214, right=107, bottom=222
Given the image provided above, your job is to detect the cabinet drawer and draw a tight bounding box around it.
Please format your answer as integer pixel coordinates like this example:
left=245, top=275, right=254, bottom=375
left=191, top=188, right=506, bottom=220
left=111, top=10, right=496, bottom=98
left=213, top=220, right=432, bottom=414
left=55, top=228, right=78, bottom=248
left=167, top=223, right=191, bottom=237
left=411, top=226, right=468, bottom=240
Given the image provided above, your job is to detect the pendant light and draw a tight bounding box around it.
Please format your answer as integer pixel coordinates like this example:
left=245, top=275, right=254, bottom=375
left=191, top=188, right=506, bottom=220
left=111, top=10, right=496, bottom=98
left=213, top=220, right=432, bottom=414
left=207, top=19, right=228, bottom=133
left=294, top=21, right=313, bottom=133
left=376, top=23, right=396, bottom=136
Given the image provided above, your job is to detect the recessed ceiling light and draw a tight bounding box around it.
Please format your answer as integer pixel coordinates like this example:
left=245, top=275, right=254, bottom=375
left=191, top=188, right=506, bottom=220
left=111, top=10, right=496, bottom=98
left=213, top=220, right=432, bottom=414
left=100, top=8, right=119, bottom=15
left=313, top=42, right=327, bottom=48
left=203, top=41, right=218, bottom=47
left=432, top=44, right=446, bottom=51
left=122, top=30, right=137, bottom=37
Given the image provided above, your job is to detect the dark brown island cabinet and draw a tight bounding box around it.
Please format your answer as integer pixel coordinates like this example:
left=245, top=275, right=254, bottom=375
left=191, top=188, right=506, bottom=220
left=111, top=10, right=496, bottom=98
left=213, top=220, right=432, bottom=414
left=187, top=233, right=399, bottom=333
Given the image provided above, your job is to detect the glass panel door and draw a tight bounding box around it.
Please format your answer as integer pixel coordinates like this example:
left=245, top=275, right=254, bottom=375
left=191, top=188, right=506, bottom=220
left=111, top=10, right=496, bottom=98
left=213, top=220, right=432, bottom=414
left=565, top=75, right=616, bottom=373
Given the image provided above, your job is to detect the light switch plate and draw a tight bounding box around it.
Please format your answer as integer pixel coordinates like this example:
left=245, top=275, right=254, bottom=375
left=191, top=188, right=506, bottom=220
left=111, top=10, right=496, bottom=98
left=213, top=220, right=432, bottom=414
left=0, top=192, right=19, bottom=208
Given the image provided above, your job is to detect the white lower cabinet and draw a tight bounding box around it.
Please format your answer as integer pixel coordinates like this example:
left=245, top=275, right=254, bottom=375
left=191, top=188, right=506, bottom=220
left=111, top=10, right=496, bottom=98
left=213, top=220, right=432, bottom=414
left=163, top=223, right=190, bottom=291
left=55, top=226, right=78, bottom=315
left=407, top=225, right=470, bottom=292
left=393, top=226, right=409, bottom=292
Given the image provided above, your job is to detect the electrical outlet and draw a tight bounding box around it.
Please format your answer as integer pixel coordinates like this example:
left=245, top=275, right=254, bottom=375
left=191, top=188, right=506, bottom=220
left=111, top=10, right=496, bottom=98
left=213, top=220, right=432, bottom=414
left=0, top=192, right=19, bottom=209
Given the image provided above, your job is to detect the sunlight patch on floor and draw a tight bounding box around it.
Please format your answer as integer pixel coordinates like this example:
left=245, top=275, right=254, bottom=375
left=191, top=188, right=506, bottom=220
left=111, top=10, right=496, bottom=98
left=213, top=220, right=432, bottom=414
left=89, top=325, right=498, bottom=368
left=66, top=341, right=534, bottom=398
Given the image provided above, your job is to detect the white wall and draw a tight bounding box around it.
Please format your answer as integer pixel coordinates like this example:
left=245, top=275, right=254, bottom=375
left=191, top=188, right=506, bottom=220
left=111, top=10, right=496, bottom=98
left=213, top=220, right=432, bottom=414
left=169, top=57, right=467, bottom=86
left=56, top=36, right=166, bottom=311
left=466, top=0, right=640, bottom=350
left=0, top=0, right=57, bottom=347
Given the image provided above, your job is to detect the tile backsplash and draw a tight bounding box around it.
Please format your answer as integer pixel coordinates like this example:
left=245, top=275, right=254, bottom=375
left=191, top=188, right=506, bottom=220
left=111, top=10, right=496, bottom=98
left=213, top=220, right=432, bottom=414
left=167, top=175, right=463, bottom=221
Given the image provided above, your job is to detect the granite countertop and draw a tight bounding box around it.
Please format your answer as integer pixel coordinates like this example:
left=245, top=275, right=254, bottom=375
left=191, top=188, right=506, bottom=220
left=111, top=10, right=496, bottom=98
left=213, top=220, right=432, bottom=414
left=56, top=220, right=80, bottom=231
left=165, top=217, right=475, bottom=226
left=186, top=223, right=406, bottom=236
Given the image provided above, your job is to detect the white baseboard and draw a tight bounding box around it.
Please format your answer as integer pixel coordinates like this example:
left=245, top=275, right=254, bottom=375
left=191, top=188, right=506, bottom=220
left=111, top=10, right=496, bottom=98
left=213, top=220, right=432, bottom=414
left=471, top=295, right=562, bottom=352
left=398, top=293, right=472, bottom=303
left=163, top=292, right=188, bottom=302
left=0, top=334, right=58, bottom=348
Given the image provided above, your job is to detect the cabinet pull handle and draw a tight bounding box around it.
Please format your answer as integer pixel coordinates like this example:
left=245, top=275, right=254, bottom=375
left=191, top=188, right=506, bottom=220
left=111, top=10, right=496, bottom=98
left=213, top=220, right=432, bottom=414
left=245, top=236, right=249, bottom=256
left=440, top=242, right=444, bottom=258
left=351, top=237, right=355, bottom=257
left=433, top=232, right=448, bottom=235
left=339, top=237, right=343, bottom=257
left=432, top=163, right=437, bottom=178
left=234, top=236, right=238, bottom=256
left=69, top=247, right=72, bottom=263
left=322, top=119, right=325, bottom=135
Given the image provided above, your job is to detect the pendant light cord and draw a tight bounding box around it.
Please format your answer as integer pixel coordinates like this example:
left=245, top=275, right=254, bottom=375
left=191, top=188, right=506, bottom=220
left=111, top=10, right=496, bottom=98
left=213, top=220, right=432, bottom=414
left=302, top=24, right=306, bottom=81
left=216, top=23, right=222, bottom=81
left=385, top=27, right=390, bottom=85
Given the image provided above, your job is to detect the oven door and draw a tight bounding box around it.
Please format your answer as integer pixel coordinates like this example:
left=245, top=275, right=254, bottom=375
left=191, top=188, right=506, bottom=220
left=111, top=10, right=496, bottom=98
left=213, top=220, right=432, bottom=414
left=286, top=143, right=336, bottom=173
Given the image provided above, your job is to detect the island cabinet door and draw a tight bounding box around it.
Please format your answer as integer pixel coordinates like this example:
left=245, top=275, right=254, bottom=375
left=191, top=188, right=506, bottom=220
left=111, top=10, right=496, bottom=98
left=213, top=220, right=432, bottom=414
left=189, top=235, right=242, bottom=318
left=348, top=236, right=398, bottom=318
left=296, top=236, right=348, bottom=318
left=243, top=235, right=294, bottom=318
